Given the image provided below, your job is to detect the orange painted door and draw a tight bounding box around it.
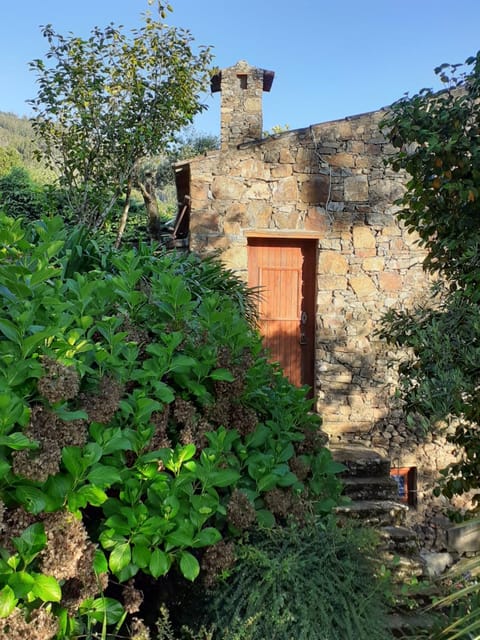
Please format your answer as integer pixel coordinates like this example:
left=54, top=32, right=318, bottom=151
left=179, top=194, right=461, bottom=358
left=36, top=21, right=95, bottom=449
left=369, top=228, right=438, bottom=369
left=248, top=238, right=316, bottom=390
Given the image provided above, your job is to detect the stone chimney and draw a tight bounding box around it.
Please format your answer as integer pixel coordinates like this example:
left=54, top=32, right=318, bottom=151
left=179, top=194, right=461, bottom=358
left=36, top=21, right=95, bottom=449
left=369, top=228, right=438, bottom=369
left=211, top=60, right=274, bottom=150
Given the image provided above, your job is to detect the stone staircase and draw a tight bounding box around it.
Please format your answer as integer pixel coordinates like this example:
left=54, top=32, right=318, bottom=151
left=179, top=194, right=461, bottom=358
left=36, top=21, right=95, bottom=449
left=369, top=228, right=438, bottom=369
left=330, top=443, right=425, bottom=579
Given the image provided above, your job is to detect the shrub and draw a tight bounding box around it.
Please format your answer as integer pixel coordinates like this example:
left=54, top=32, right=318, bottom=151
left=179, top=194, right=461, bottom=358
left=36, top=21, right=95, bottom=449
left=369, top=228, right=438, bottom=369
left=0, top=213, right=345, bottom=638
left=201, top=518, right=390, bottom=640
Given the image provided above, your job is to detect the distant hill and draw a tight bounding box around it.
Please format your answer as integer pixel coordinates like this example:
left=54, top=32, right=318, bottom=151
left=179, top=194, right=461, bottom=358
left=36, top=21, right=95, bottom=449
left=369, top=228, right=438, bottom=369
left=0, top=111, right=37, bottom=165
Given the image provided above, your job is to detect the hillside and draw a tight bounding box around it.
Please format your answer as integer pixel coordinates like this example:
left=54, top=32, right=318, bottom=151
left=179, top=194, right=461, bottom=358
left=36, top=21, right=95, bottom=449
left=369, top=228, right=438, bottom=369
left=0, top=111, right=37, bottom=165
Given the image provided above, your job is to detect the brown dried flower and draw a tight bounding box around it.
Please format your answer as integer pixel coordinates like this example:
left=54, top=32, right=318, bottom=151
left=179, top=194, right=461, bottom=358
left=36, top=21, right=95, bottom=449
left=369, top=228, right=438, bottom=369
left=130, top=617, right=151, bottom=640
left=80, top=375, right=124, bottom=424
left=11, top=406, right=87, bottom=482
left=39, top=511, right=88, bottom=581
left=0, top=607, right=58, bottom=640
left=0, top=507, right=36, bottom=553
left=201, top=540, right=236, bottom=588
left=122, top=579, right=144, bottom=614
left=227, top=490, right=256, bottom=530
left=37, top=357, right=80, bottom=404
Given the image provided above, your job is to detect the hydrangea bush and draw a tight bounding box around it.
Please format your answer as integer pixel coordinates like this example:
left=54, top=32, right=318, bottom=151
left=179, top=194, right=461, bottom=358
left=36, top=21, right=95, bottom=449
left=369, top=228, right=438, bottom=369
left=0, top=214, right=345, bottom=639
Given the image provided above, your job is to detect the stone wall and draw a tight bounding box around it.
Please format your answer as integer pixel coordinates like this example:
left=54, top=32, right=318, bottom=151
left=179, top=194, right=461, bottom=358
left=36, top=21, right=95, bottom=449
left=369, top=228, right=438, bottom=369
left=176, top=105, right=467, bottom=545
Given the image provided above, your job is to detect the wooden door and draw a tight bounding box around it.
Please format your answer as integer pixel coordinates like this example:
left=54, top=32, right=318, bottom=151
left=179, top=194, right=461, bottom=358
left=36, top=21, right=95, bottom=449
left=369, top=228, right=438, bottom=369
left=248, top=238, right=316, bottom=390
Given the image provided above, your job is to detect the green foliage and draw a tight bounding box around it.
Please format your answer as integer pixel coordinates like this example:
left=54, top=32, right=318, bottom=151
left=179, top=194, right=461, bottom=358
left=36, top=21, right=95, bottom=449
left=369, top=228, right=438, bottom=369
left=380, top=49, right=480, bottom=640
left=0, top=167, right=65, bottom=220
left=201, top=519, right=390, bottom=640
left=0, top=213, right=344, bottom=637
left=381, top=52, right=480, bottom=287
left=380, top=52, right=480, bottom=503
left=0, top=146, right=22, bottom=177
left=29, top=2, right=213, bottom=231
left=0, top=112, right=37, bottom=167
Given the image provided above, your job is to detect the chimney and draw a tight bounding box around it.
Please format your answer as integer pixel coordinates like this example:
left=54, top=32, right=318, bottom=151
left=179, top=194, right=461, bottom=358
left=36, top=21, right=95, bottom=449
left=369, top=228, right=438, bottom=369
left=211, top=60, right=274, bottom=150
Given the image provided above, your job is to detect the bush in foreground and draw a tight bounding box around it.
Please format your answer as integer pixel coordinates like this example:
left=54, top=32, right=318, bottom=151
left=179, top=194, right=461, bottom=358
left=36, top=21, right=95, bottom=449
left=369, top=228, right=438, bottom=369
left=0, top=214, right=346, bottom=638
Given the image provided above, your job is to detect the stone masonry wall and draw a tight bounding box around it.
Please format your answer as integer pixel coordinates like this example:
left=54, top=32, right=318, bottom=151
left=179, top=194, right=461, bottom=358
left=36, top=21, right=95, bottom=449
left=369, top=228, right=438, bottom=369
left=179, top=108, right=466, bottom=543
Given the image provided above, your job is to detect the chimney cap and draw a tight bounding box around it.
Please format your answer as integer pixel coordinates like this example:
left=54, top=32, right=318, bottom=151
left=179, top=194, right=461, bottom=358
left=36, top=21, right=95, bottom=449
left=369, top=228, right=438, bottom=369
left=210, top=62, right=274, bottom=93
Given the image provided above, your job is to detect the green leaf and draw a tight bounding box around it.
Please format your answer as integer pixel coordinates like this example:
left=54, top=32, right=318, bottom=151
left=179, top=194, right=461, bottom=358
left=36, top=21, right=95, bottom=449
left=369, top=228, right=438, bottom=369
left=61, top=446, right=84, bottom=478
left=55, top=407, right=88, bottom=421
left=70, top=485, right=108, bottom=509
left=132, top=544, right=151, bottom=569
left=193, top=527, right=222, bottom=548
left=256, top=509, right=275, bottom=528
left=14, top=486, right=47, bottom=514
left=152, top=381, right=175, bottom=403
left=209, top=368, right=235, bottom=382
left=257, top=473, right=279, bottom=492
left=179, top=551, right=200, bottom=581
left=13, top=522, right=46, bottom=556
left=80, top=597, right=125, bottom=624
left=109, top=542, right=132, bottom=574
left=93, top=549, right=108, bottom=575
left=177, top=443, right=196, bottom=464
left=166, top=528, right=194, bottom=548
left=245, top=424, right=270, bottom=448
left=168, top=355, right=197, bottom=373
left=31, top=573, right=61, bottom=602
left=149, top=548, right=171, bottom=578
left=7, top=571, right=34, bottom=598
left=87, top=464, right=122, bottom=488
left=208, top=469, right=241, bottom=488
left=0, top=432, right=38, bottom=450
left=0, top=318, right=20, bottom=344
left=0, top=584, right=16, bottom=618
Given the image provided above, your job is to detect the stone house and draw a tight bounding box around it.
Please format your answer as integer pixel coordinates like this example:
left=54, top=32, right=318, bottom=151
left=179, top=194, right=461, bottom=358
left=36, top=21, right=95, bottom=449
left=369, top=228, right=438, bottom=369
left=173, top=60, right=464, bottom=545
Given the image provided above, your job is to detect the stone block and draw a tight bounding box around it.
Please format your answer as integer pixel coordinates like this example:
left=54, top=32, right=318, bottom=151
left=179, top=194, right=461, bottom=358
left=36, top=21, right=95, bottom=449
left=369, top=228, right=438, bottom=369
left=271, top=176, right=298, bottom=202
left=345, top=175, right=369, bottom=201
left=239, top=159, right=270, bottom=180
left=318, top=251, right=348, bottom=275
left=212, top=176, right=245, bottom=200
left=317, top=275, right=348, bottom=291
left=299, top=175, right=331, bottom=204
left=279, top=148, right=294, bottom=163
left=447, top=522, right=480, bottom=554
left=378, top=272, right=403, bottom=292
left=328, top=152, right=356, bottom=168
left=305, top=207, right=328, bottom=233
left=247, top=181, right=272, bottom=200
left=363, top=256, right=385, bottom=271
left=353, top=226, right=376, bottom=249
left=271, top=164, right=293, bottom=178
left=349, top=275, right=377, bottom=297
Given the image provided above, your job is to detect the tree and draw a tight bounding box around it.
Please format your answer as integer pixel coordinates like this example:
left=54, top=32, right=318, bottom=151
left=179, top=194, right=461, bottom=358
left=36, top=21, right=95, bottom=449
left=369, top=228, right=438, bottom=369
left=135, top=129, right=219, bottom=236
left=380, top=52, right=480, bottom=504
left=29, top=1, right=213, bottom=241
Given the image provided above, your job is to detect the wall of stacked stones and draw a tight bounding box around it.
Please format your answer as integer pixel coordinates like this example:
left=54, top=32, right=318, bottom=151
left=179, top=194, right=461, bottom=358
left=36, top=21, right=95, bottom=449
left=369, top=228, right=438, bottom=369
left=185, top=109, right=465, bottom=540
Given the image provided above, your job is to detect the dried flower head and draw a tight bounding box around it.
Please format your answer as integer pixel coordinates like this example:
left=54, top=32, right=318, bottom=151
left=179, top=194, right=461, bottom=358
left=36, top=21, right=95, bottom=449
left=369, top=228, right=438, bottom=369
left=12, top=406, right=87, bottom=482
left=0, top=607, right=58, bottom=640
left=39, top=511, right=88, bottom=581
left=80, top=376, right=124, bottom=424
left=37, top=357, right=80, bottom=404
left=130, top=617, right=151, bottom=640
left=201, top=540, right=236, bottom=588
left=227, top=490, right=256, bottom=531
left=122, top=579, right=144, bottom=615
left=0, top=507, right=37, bottom=553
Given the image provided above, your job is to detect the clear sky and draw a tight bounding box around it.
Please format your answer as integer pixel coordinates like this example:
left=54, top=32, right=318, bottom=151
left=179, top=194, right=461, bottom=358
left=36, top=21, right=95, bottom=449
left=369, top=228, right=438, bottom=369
left=1, top=0, right=480, bottom=137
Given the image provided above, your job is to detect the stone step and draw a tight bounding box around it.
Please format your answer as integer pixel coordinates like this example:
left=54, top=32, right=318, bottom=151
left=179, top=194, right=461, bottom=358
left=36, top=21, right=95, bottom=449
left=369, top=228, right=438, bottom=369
left=378, top=525, right=420, bottom=556
left=377, top=551, right=425, bottom=580
left=342, top=476, right=399, bottom=501
left=330, top=444, right=391, bottom=478
left=335, top=499, right=408, bottom=527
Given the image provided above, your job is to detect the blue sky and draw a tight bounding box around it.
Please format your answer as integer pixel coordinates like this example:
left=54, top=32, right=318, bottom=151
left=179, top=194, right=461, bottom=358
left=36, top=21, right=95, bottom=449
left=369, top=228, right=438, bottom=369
left=2, top=0, right=480, bottom=137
